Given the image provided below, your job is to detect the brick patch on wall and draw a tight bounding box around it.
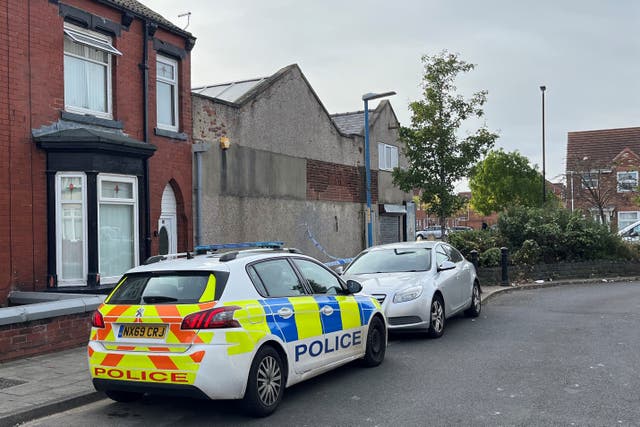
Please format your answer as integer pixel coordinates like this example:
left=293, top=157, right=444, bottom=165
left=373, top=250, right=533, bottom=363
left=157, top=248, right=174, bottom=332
left=307, top=159, right=378, bottom=204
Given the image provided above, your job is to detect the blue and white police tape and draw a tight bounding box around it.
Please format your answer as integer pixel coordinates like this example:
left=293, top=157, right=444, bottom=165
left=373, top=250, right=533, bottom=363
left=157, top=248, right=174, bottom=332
left=324, top=258, right=353, bottom=268
left=303, top=223, right=341, bottom=260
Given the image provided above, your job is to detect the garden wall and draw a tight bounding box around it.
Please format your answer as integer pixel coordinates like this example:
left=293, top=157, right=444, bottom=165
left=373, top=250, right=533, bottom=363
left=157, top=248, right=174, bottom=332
left=478, top=260, right=640, bottom=286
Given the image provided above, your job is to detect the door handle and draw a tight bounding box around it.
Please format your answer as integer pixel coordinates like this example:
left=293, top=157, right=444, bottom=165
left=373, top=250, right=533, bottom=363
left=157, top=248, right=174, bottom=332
left=321, top=305, right=334, bottom=316
left=277, top=307, right=293, bottom=319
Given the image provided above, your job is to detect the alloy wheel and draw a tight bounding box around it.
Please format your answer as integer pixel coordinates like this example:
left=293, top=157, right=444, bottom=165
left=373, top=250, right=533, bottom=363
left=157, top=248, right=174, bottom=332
left=431, top=299, right=444, bottom=333
left=256, top=355, right=282, bottom=406
left=472, top=285, right=481, bottom=312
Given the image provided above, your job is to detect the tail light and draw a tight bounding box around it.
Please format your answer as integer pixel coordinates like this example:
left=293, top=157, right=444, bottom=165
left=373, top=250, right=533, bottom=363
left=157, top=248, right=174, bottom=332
left=181, top=306, right=241, bottom=329
left=91, top=310, right=105, bottom=328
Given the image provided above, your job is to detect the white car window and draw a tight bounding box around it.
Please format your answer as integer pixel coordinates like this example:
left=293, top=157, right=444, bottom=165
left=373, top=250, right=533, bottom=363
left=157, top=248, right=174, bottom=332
left=443, top=244, right=463, bottom=263
left=292, top=259, right=343, bottom=294
left=435, top=247, right=450, bottom=266
left=250, top=259, right=305, bottom=297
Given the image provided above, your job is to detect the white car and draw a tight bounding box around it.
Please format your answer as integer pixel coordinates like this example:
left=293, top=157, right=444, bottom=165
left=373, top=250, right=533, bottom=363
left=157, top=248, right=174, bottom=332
left=618, top=220, right=640, bottom=242
left=88, top=242, right=386, bottom=417
left=342, top=241, right=481, bottom=337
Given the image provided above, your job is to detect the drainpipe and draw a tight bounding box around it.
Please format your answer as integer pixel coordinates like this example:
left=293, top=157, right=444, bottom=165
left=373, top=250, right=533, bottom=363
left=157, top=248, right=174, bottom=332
left=141, top=20, right=156, bottom=259
left=192, top=142, right=209, bottom=246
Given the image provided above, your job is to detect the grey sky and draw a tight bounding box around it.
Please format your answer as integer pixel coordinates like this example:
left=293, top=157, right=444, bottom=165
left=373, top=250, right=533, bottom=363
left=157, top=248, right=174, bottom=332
left=142, top=0, right=640, bottom=184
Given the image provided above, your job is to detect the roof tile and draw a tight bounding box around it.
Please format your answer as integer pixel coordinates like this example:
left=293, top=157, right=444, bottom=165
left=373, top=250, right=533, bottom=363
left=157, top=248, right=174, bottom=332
left=566, top=127, right=640, bottom=171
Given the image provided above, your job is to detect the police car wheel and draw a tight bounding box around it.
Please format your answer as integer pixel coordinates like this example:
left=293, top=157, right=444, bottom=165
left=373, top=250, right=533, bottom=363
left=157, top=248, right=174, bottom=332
left=244, top=345, right=285, bottom=417
left=362, top=316, right=386, bottom=367
left=104, top=390, right=143, bottom=403
left=427, top=295, right=445, bottom=338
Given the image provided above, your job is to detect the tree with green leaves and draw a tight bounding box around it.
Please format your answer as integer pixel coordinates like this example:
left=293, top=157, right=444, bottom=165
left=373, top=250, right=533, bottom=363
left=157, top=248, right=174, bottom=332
left=469, top=149, right=550, bottom=215
left=393, top=51, right=498, bottom=235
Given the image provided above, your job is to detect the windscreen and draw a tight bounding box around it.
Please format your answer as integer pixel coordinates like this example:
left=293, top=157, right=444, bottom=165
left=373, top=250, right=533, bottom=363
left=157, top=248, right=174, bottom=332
left=345, top=248, right=431, bottom=274
left=106, top=271, right=229, bottom=305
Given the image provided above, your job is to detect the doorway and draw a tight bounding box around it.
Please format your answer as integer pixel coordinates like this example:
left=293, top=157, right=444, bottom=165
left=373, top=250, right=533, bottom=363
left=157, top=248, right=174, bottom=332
left=159, top=184, right=177, bottom=255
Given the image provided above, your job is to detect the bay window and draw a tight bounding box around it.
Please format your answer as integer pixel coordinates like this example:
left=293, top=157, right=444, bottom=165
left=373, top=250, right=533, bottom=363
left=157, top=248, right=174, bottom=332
left=98, top=175, right=139, bottom=282
left=56, top=173, right=87, bottom=285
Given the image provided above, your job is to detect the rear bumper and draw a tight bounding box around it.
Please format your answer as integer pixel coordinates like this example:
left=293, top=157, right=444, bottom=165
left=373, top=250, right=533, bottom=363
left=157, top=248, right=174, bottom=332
left=88, top=341, right=253, bottom=400
left=93, top=378, right=209, bottom=400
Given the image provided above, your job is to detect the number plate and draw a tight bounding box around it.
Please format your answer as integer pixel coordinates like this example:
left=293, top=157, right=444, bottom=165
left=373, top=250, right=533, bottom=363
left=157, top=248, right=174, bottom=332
left=118, top=324, right=167, bottom=339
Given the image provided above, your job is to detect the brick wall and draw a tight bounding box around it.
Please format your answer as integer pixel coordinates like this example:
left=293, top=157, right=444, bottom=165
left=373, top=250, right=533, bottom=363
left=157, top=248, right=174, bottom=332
left=570, top=149, right=640, bottom=230
left=0, top=312, right=92, bottom=363
left=0, top=0, right=193, bottom=303
left=307, top=159, right=378, bottom=204
left=478, top=260, right=640, bottom=286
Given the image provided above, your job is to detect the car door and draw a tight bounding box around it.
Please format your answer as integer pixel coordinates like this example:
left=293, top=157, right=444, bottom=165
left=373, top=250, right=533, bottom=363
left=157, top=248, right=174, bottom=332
left=291, top=258, right=365, bottom=365
left=443, top=244, right=472, bottom=309
left=434, top=244, right=461, bottom=315
left=247, top=258, right=324, bottom=374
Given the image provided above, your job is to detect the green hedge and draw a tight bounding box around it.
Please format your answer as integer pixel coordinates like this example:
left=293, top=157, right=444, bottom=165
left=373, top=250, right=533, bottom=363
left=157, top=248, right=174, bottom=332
left=448, top=206, right=638, bottom=265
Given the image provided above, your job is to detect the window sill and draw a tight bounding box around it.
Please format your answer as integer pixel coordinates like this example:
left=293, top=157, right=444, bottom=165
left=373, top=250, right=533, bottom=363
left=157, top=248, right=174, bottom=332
left=154, top=127, right=188, bottom=141
left=61, top=111, right=123, bottom=129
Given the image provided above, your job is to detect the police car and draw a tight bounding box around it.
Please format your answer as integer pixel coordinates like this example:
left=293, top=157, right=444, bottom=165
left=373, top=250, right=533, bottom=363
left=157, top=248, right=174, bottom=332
left=88, top=242, right=386, bottom=416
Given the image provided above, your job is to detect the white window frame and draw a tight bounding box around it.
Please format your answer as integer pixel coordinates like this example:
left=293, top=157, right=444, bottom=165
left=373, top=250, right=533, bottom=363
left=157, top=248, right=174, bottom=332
left=581, top=172, right=599, bottom=189
left=618, top=211, right=640, bottom=229
left=97, top=174, right=139, bottom=284
left=378, top=143, right=399, bottom=171
left=63, top=23, right=119, bottom=119
left=589, top=207, right=613, bottom=226
left=617, top=171, right=638, bottom=193
left=55, top=172, right=88, bottom=286
left=156, top=55, right=179, bottom=131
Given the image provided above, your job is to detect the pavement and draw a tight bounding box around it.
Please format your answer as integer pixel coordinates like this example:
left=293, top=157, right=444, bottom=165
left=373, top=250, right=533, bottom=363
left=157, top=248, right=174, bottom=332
left=0, top=278, right=635, bottom=426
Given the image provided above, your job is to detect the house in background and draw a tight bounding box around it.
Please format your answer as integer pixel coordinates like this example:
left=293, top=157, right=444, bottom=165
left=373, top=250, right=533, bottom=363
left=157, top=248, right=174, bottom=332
left=191, top=64, right=412, bottom=261
left=566, top=127, right=640, bottom=230
left=0, top=0, right=195, bottom=303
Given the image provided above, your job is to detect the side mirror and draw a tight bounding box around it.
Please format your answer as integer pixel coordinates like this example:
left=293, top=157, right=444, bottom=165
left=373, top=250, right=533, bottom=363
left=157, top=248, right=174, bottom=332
left=335, top=266, right=344, bottom=275
left=437, top=260, right=456, bottom=272
left=345, top=280, right=363, bottom=294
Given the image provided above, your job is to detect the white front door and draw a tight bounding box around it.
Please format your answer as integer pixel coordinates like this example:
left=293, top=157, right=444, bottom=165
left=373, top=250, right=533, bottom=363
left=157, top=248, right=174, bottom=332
left=158, top=215, right=177, bottom=255
left=159, top=184, right=178, bottom=255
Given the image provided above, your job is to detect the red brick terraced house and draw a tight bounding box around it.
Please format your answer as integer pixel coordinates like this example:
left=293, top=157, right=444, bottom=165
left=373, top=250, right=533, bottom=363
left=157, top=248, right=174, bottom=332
left=0, top=0, right=195, bottom=304
left=566, top=127, right=640, bottom=230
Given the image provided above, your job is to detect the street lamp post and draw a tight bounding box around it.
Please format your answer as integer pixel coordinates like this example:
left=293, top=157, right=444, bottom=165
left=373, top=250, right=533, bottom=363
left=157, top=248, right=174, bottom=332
left=362, top=91, right=396, bottom=247
left=540, top=85, right=546, bottom=205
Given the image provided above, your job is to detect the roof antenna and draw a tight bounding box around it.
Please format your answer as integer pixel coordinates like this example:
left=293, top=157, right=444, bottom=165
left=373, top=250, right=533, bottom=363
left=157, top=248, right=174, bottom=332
left=178, top=12, right=191, bottom=30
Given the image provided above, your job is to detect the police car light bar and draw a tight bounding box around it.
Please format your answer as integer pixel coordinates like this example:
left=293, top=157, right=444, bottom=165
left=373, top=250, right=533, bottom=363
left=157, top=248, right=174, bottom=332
left=194, top=241, right=285, bottom=253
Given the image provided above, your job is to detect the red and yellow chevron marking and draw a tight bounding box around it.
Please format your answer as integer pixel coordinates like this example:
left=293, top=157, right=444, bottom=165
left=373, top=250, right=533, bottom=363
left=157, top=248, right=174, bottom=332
left=93, top=302, right=218, bottom=350
left=89, top=349, right=203, bottom=385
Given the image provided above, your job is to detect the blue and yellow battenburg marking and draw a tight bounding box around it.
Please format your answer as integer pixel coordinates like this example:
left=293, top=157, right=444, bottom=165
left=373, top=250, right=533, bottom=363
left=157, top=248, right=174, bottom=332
left=224, top=295, right=379, bottom=356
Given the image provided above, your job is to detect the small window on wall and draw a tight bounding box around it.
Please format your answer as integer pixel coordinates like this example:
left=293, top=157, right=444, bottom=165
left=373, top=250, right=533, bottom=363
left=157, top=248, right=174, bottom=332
left=156, top=55, right=179, bottom=131
left=618, top=211, right=640, bottom=230
left=617, top=171, right=638, bottom=192
left=63, top=24, right=121, bottom=118
left=378, top=143, right=399, bottom=171
left=98, top=175, right=138, bottom=282
left=56, top=173, right=88, bottom=285
left=581, top=172, right=599, bottom=189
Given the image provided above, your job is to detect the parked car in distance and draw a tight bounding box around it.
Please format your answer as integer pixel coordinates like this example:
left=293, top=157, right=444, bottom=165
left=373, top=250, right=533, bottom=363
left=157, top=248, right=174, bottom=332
left=416, top=225, right=448, bottom=240
left=342, top=241, right=481, bottom=338
left=618, top=220, right=640, bottom=242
